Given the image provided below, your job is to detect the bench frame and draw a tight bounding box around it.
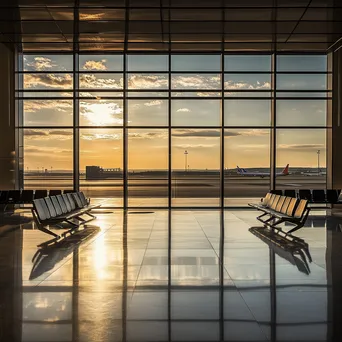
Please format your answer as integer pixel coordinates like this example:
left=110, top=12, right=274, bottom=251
left=249, top=193, right=311, bottom=234
left=31, top=192, right=101, bottom=246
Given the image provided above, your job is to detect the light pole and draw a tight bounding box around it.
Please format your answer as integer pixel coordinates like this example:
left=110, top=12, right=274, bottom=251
left=184, top=150, right=188, bottom=172
left=317, top=150, right=320, bottom=175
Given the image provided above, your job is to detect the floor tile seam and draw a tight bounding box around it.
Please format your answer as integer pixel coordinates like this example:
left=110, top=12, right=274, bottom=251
left=235, top=287, right=271, bottom=341
left=131, top=213, right=158, bottom=296
left=192, top=211, right=221, bottom=260
left=35, top=223, right=116, bottom=286
left=311, top=261, right=328, bottom=271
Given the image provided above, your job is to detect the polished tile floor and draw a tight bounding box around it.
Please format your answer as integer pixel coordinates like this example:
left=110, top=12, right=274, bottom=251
left=1, top=208, right=342, bottom=342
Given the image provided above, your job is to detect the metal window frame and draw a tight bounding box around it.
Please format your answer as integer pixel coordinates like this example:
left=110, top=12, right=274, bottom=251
left=16, top=48, right=329, bottom=209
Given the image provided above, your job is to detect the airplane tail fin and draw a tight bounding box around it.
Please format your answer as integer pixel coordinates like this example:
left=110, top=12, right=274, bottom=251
left=237, top=166, right=248, bottom=175
left=237, top=166, right=245, bottom=174
left=282, top=164, right=289, bottom=175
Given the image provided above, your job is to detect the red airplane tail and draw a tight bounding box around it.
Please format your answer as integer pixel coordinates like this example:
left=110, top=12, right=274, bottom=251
left=282, top=164, right=289, bottom=175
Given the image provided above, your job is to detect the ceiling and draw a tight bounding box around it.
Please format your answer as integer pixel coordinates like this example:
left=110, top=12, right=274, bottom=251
left=0, top=0, right=341, bottom=52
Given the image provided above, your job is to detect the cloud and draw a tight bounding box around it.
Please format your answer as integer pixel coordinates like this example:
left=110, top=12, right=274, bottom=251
left=24, top=130, right=47, bottom=137
left=144, top=100, right=163, bottom=107
left=24, top=100, right=73, bottom=113
left=81, top=133, right=121, bottom=141
left=240, top=129, right=269, bottom=137
left=278, top=143, right=325, bottom=151
left=24, top=145, right=72, bottom=155
left=26, top=57, right=57, bottom=71
left=128, top=75, right=168, bottom=89
left=173, top=144, right=216, bottom=149
left=176, top=108, right=191, bottom=112
left=24, top=73, right=73, bottom=89
left=24, top=129, right=73, bottom=140
left=172, top=75, right=220, bottom=89
left=82, top=60, right=108, bottom=71
left=50, top=130, right=73, bottom=136
left=80, top=74, right=123, bottom=89
left=197, top=92, right=221, bottom=97
left=172, top=129, right=240, bottom=138
left=237, top=143, right=269, bottom=149
left=128, top=131, right=167, bottom=140
left=224, top=80, right=271, bottom=90
left=171, top=129, right=268, bottom=138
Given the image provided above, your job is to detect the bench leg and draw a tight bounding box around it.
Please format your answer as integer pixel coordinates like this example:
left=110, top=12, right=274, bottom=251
left=257, top=212, right=268, bottom=220
left=286, top=224, right=303, bottom=235
left=267, top=218, right=285, bottom=230
left=37, top=225, right=60, bottom=239
left=85, top=211, right=96, bottom=219
left=65, top=219, right=80, bottom=228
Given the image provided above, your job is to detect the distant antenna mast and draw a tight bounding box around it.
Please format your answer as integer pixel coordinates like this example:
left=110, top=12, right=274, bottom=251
left=317, top=150, right=320, bottom=174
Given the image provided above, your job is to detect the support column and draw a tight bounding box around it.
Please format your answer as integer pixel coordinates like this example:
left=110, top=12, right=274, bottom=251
left=329, top=49, right=342, bottom=190
left=0, top=43, right=16, bottom=190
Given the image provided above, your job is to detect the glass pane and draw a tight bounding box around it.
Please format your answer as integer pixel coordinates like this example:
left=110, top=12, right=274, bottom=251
left=277, top=92, right=330, bottom=98
left=276, top=100, right=326, bottom=127
left=127, top=74, right=168, bottom=89
left=23, top=54, right=73, bottom=71
left=172, top=74, right=221, bottom=90
left=172, top=92, right=221, bottom=97
left=224, top=74, right=271, bottom=90
left=127, top=54, right=168, bottom=71
left=277, top=55, right=327, bottom=72
left=128, top=129, right=168, bottom=207
left=128, top=99, right=168, bottom=126
left=171, top=129, right=220, bottom=207
left=80, top=129, right=123, bottom=207
left=171, top=55, right=221, bottom=71
left=224, top=91, right=271, bottom=98
left=79, top=73, right=123, bottom=89
left=79, top=91, right=123, bottom=98
left=171, top=99, right=221, bottom=126
left=23, top=100, right=73, bottom=126
left=23, top=74, right=73, bottom=90
left=224, top=129, right=270, bottom=206
left=276, top=129, right=326, bottom=190
left=224, top=100, right=271, bottom=126
left=20, top=91, right=73, bottom=98
left=224, top=55, right=271, bottom=71
left=276, top=74, right=327, bottom=90
left=79, top=55, right=123, bottom=71
left=127, top=91, right=168, bottom=97
left=80, top=100, right=123, bottom=126
left=24, top=129, right=73, bottom=190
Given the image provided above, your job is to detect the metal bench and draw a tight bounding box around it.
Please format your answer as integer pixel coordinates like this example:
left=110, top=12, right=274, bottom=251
left=249, top=193, right=310, bottom=235
left=31, top=192, right=101, bottom=244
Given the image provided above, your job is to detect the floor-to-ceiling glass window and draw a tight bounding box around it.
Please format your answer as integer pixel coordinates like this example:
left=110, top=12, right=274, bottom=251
left=127, top=54, right=169, bottom=207
left=224, top=54, right=272, bottom=206
left=171, top=54, right=221, bottom=207
left=17, top=53, right=330, bottom=207
left=275, top=55, right=330, bottom=192
left=19, top=54, right=74, bottom=191
left=78, top=54, right=124, bottom=207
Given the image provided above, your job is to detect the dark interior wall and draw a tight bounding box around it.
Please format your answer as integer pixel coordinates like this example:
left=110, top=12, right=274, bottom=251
left=0, top=43, right=16, bottom=190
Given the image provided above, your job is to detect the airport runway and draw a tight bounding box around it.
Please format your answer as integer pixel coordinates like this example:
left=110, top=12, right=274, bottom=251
left=25, top=175, right=326, bottom=198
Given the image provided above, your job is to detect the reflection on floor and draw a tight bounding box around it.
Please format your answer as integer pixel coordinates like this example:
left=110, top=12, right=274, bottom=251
left=1, top=209, right=342, bottom=342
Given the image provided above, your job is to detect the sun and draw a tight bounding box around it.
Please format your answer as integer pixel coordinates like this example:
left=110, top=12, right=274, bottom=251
left=82, top=102, right=123, bottom=126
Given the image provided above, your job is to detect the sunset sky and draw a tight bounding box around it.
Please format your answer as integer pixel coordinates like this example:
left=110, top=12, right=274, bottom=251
left=21, top=54, right=328, bottom=170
